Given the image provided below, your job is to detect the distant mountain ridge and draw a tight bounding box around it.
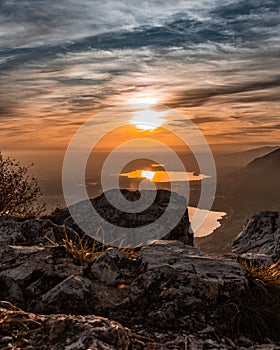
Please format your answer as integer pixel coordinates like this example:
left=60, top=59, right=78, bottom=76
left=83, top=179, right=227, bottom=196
left=196, top=148, right=280, bottom=255
left=238, top=146, right=280, bottom=199
left=246, top=147, right=280, bottom=172
left=215, top=146, right=278, bottom=168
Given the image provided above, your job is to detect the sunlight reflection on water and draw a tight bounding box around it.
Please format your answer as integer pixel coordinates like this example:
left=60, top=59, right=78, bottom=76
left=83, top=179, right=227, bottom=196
left=120, top=169, right=210, bottom=182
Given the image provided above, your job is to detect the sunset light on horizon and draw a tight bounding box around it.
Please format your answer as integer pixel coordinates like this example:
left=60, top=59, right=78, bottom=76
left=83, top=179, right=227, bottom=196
left=0, top=4, right=279, bottom=340
left=0, top=1, right=279, bottom=153
left=141, top=170, right=155, bottom=181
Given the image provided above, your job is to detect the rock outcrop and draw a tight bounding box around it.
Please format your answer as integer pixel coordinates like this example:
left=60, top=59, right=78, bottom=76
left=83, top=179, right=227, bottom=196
left=123, top=241, right=248, bottom=331
left=0, top=239, right=247, bottom=324
left=0, top=205, right=279, bottom=349
left=0, top=301, right=131, bottom=350
left=49, top=189, right=194, bottom=246
left=2, top=300, right=278, bottom=350
left=232, top=211, right=280, bottom=262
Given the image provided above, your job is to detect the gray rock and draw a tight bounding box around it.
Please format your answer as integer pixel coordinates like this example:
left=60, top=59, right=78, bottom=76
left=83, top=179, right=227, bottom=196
left=232, top=212, right=280, bottom=262
left=0, top=262, right=37, bottom=302
left=0, top=245, right=83, bottom=308
left=0, top=216, right=66, bottom=248
left=139, top=241, right=246, bottom=289
left=38, top=275, right=92, bottom=314
left=139, top=240, right=203, bottom=270
left=0, top=305, right=131, bottom=350
left=128, top=241, right=247, bottom=330
left=51, top=189, right=193, bottom=246
left=1, top=212, right=279, bottom=349
left=90, top=248, right=129, bottom=285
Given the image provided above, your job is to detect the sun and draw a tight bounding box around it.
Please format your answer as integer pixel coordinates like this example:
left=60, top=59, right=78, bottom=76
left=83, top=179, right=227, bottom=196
left=128, top=94, right=168, bottom=131
left=130, top=109, right=167, bottom=131
left=141, top=170, right=155, bottom=181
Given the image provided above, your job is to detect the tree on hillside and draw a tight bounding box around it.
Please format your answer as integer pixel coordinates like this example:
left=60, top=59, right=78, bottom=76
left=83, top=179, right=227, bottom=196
left=0, top=152, right=45, bottom=217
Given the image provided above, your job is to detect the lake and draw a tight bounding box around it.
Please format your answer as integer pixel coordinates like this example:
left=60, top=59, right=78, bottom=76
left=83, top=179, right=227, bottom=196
left=188, top=207, right=226, bottom=238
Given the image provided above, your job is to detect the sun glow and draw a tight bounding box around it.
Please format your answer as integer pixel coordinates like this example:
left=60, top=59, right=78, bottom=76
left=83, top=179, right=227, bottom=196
left=130, top=109, right=167, bottom=131
left=129, top=96, right=158, bottom=106
left=128, top=94, right=168, bottom=131
left=141, top=170, right=155, bottom=181
left=121, top=170, right=210, bottom=182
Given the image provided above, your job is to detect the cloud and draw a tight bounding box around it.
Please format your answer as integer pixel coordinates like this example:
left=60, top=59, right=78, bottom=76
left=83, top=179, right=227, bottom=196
left=0, top=0, right=279, bottom=149
left=166, top=77, right=280, bottom=108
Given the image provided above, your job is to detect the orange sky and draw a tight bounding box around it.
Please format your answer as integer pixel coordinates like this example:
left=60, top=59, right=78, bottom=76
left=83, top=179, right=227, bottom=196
left=1, top=1, right=279, bottom=155
left=2, top=100, right=279, bottom=154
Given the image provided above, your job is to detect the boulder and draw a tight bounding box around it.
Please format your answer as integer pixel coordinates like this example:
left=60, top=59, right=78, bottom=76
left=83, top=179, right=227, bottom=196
left=90, top=248, right=138, bottom=285
left=0, top=240, right=249, bottom=334
left=2, top=302, right=279, bottom=350
left=0, top=304, right=131, bottom=350
left=38, top=275, right=92, bottom=314
left=0, top=261, right=37, bottom=303
left=50, top=189, right=193, bottom=246
left=0, top=245, right=83, bottom=308
left=1, top=209, right=279, bottom=349
left=232, top=211, right=280, bottom=262
left=0, top=215, right=67, bottom=249
left=118, top=241, right=247, bottom=330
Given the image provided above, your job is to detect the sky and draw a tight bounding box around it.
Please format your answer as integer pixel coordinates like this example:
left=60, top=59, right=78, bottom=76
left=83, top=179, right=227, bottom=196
left=0, top=0, right=280, bottom=153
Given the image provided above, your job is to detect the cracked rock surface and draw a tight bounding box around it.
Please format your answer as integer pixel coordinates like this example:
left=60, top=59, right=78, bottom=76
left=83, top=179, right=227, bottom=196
left=0, top=208, right=279, bottom=349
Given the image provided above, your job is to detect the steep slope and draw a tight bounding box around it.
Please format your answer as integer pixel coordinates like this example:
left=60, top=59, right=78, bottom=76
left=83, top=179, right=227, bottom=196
left=196, top=148, right=280, bottom=254
left=215, top=146, right=278, bottom=168
left=246, top=147, right=280, bottom=173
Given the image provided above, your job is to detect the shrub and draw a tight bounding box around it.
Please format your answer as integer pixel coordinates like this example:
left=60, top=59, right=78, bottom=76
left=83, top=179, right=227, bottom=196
left=0, top=152, right=45, bottom=217
left=236, top=259, right=280, bottom=341
left=216, top=259, right=280, bottom=342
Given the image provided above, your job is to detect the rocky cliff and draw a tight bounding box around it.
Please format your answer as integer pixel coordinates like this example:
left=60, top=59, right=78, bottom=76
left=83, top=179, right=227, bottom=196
left=0, top=196, right=279, bottom=349
left=233, top=211, right=280, bottom=262
left=49, top=189, right=193, bottom=246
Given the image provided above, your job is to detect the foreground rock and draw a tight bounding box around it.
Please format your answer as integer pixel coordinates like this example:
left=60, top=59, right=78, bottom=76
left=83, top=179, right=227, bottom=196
left=0, top=301, right=131, bottom=350
left=0, top=245, right=83, bottom=308
left=1, top=208, right=280, bottom=349
left=233, top=211, right=280, bottom=262
left=1, top=302, right=278, bottom=350
left=0, top=215, right=66, bottom=251
left=2, top=239, right=270, bottom=349
left=125, top=241, right=247, bottom=331
left=0, top=239, right=247, bottom=325
left=49, top=189, right=193, bottom=246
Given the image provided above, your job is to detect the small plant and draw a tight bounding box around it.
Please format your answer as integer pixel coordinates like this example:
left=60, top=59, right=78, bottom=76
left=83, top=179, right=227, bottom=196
left=45, top=228, right=140, bottom=263
left=0, top=152, right=45, bottom=217
left=0, top=301, right=42, bottom=348
left=242, top=259, right=280, bottom=297
left=45, top=228, right=106, bottom=263
left=63, top=229, right=108, bottom=263
left=214, top=259, right=280, bottom=342
left=225, top=259, right=280, bottom=342
left=120, top=247, right=139, bottom=261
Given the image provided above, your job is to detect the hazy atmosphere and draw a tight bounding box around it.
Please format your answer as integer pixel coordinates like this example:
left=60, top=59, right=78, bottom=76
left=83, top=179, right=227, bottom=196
left=1, top=2, right=280, bottom=348
left=1, top=0, right=279, bottom=243
left=1, top=0, right=279, bottom=152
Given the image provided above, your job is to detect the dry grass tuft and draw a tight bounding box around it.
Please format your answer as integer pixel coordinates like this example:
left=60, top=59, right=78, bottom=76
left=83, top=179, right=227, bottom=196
left=228, top=259, right=280, bottom=342
left=45, top=228, right=106, bottom=263
left=45, top=228, right=140, bottom=264
left=0, top=302, right=42, bottom=349
left=242, top=259, right=280, bottom=287
left=215, top=259, right=280, bottom=342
